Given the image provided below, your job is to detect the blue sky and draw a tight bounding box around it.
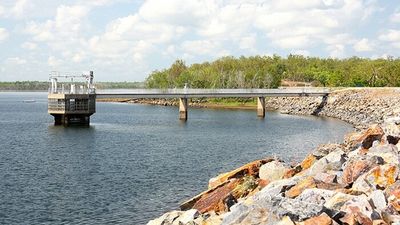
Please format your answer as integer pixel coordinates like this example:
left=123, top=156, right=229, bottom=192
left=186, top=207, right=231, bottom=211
left=0, top=0, right=399, bottom=81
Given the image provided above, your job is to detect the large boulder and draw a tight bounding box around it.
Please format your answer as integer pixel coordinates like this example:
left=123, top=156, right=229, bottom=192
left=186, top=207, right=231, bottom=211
left=324, top=192, right=356, bottom=211
left=208, top=158, right=273, bottom=189
left=340, top=195, right=374, bottom=225
left=296, top=188, right=336, bottom=206
left=147, top=211, right=183, bottom=225
left=274, top=197, right=325, bottom=221
left=181, top=178, right=240, bottom=213
left=285, top=177, right=316, bottom=198
left=345, top=124, right=384, bottom=150
left=312, top=144, right=345, bottom=158
left=307, top=149, right=346, bottom=176
left=341, top=155, right=384, bottom=186
left=297, top=213, right=332, bottom=225
left=259, top=160, right=288, bottom=182
left=385, top=181, right=400, bottom=212
left=369, top=190, right=387, bottom=212
left=366, top=144, right=400, bottom=165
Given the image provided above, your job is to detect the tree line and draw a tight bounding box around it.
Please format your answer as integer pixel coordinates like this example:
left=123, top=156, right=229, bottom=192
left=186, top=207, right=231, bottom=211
left=145, top=55, right=400, bottom=88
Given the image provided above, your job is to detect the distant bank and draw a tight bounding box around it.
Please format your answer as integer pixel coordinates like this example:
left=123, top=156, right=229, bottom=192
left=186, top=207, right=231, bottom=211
left=0, top=81, right=144, bottom=91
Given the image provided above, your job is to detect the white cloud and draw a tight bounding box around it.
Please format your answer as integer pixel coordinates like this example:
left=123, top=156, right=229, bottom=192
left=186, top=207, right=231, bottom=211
left=254, top=0, right=375, bottom=50
left=353, top=38, right=373, bottom=52
left=0, top=5, right=4, bottom=17
left=239, top=35, right=257, bottom=50
left=21, top=42, right=37, bottom=50
left=379, top=30, right=400, bottom=42
left=72, top=52, right=86, bottom=63
left=10, top=0, right=34, bottom=19
left=292, top=50, right=310, bottom=56
left=327, top=44, right=345, bottom=58
left=138, top=0, right=209, bottom=26
left=324, top=33, right=354, bottom=45
left=379, top=29, right=400, bottom=48
left=0, top=28, right=9, bottom=42
left=5, top=57, right=27, bottom=65
left=24, top=4, right=90, bottom=44
left=181, top=40, right=220, bottom=55
left=9, top=0, right=393, bottom=81
left=48, top=56, right=62, bottom=67
left=392, top=11, right=400, bottom=23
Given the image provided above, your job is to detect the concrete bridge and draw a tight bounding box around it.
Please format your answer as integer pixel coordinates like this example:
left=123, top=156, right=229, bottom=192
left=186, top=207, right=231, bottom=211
left=96, top=88, right=329, bottom=121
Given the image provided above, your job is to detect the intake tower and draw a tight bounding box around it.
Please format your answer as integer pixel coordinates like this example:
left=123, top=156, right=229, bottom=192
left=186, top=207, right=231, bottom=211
left=48, top=71, right=96, bottom=126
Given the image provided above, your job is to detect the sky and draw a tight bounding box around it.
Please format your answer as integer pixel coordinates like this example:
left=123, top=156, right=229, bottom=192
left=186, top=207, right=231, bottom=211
left=0, top=0, right=399, bottom=82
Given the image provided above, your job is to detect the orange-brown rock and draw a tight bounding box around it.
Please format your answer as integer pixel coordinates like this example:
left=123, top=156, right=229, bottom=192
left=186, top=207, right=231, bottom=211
left=283, top=166, right=302, bottom=179
left=345, top=124, right=384, bottom=150
left=372, top=220, right=389, bottom=225
left=315, top=181, right=344, bottom=191
left=285, top=176, right=316, bottom=198
left=208, top=158, right=274, bottom=189
left=341, top=157, right=380, bottom=186
left=366, top=164, right=399, bottom=189
left=386, top=181, right=400, bottom=212
left=301, top=154, right=317, bottom=170
left=340, top=208, right=373, bottom=225
left=258, top=179, right=270, bottom=189
left=192, top=178, right=241, bottom=213
left=300, top=213, right=332, bottom=225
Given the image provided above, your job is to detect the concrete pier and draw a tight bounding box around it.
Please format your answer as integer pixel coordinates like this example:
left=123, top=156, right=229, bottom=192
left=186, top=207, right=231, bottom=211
left=257, top=97, right=266, bottom=118
left=179, top=98, right=188, bottom=121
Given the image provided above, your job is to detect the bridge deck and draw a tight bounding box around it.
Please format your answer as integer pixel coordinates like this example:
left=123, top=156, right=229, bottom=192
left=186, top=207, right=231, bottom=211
left=96, top=88, right=330, bottom=99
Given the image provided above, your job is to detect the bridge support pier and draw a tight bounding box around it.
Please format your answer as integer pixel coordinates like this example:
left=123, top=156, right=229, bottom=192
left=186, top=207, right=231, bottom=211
left=257, top=97, right=265, bottom=118
left=179, top=98, right=188, bottom=121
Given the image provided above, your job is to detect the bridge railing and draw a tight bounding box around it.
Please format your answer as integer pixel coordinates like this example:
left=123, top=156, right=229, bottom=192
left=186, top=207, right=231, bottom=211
left=96, top=87, right=330, bottom=95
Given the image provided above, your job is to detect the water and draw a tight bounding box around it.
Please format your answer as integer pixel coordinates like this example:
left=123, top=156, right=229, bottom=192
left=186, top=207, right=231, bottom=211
left=0, top=92, right=353, bottom=224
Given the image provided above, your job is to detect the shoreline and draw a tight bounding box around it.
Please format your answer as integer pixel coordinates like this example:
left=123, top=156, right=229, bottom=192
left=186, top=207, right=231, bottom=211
left=147, top=88, right=400, bottom=225
left=98, top=88, right=400, bottom=129
left=97, top=98, right=258, bottom=111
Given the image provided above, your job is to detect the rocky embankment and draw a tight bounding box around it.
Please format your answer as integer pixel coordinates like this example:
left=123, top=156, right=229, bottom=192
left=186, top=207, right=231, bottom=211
left=266, top=88, right=400, bottom=129
left=147, top=88, right=400, bottom=225
left=148, top=121, right=400, bottom=225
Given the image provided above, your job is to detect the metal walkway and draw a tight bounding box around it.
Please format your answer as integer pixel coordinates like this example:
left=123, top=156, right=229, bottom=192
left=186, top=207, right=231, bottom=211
left=96, top=88, right=330, bottom=99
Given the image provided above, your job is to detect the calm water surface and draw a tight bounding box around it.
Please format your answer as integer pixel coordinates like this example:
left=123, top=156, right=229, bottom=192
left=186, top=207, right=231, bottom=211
left=0, top=92, right=353, bottom=224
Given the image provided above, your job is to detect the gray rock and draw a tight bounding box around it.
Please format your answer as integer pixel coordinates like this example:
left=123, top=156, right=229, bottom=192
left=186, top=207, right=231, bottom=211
left=340, top=194, right=374, bottom=219
left=314, top=172, right=337, bottom=183
left=307, top=149, right=346, bottom=176
left=296, top=188, right=336, bottom=206
left=147, top=210, right=182, bottom=225
left=369, top=190, right=387, bottom=212
left=178, top=209, right=199, bottom=225
left=384, top=117, right=400, bottom=125
left=352, top=173, right=375, bottom=194
left=324, top=192, right=355, bottom=211
left=312, top=144, right=344, bottom=159
left=221, top=203, right=251, bottom=225
left=367, top=144, right=400, bottom=165
left=259, top=161, right=287, bottom=182
left=254, top=176, right=302, bottom=202
left=274, top=197, right=324, bottom=221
